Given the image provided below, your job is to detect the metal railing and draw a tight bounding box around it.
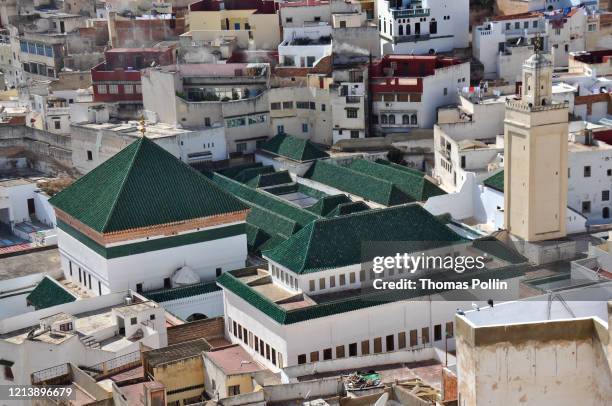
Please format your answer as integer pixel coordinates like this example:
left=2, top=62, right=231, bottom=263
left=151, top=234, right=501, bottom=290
left=83, top=351, right=141, bottom=378
left=31, top=363, right=70, bottom=385
left=391, top=7, right=430, bottom=18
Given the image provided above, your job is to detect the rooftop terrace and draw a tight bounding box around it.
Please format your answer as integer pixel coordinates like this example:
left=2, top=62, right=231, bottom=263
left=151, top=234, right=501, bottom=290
left=461, top=282, right=612, bottom=327
left=205, top=344, right=265, bottom=375
left=143, top=338, right=211, bottom=369
left=1, top=298, right=160, bottom=352
left=189, top=0, right=276, bottom=13
left=218, top=257, right=526, bottom=325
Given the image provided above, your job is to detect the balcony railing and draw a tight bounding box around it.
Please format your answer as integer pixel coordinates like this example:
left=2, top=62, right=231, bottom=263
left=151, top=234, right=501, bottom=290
left=394, top=33, right=431, bottom=43
left=81, top=351, right=141, bottom=379
left=31, top=364, right=70, bottom=385
left=391, top=7, right=430, bottom=19
left=346, top=96, right=361, bottom=104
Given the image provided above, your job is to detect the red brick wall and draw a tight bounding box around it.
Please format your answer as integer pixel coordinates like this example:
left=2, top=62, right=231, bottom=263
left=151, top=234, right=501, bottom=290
left=442, top=367, right=458, bottom=401
left=167, top=317, right=225, bottom=345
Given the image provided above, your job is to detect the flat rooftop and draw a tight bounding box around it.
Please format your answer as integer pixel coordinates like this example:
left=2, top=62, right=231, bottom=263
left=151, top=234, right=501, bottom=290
left=144, top=338, right=211, bottom=368
left=157, top=63, right=268, bottom=78
left=1, top=299, right=159, bottom=351
left=0, top=178, right=34, bottom=187
left=459, top=93, right=511, bottom=105
left=461, top=282, right=612, bottom=328
left=0, top=248, right=60, bottom=280
left=72, top=121, right=215, bottom=139
left=205, top=344, right=264, bottom=375
left=568, top=139, right=612, bottom=152
left=220, top=251, right=527, bottom=323
left=297, top=359, right=443, bottom=391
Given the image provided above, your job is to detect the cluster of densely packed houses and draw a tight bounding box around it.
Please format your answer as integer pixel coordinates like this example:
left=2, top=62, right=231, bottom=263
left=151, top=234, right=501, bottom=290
left=0, top=0, right=611, bottom=405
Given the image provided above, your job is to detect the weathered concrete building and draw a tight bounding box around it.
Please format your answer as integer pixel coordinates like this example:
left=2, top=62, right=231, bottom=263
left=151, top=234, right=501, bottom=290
left=455, top=285, right=612, bottom=406
left=141, top=63, right=271, bottom=155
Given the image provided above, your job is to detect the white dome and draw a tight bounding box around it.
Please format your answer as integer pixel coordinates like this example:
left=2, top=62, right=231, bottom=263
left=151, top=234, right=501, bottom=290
left=171, top=265, right=200, bottom=287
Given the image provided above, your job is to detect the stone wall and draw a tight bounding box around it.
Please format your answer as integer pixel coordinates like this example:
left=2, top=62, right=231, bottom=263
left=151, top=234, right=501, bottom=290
left=0, top=125, right=74, bottom=174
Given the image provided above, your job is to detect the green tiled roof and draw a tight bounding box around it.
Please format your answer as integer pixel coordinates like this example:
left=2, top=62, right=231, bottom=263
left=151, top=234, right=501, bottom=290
left=208, top=173, right=318, bottom=227
left=217, top=265, right=526, bottom=325
left=265, top=183, right=327, bottom=199
left=234, top=165, right=275, bottom=183
left=327, top=201, right=370, bottom=217
left=473, top=236, right=527, bottom=264
left=483, top=170, right=504, bottom=192
left=263, top=204, right=465, bottom=274
left=246, top=171, right=293, bottom=188
left=248, top=205, right=299, bottom=240
left=50, top=137, right=248, bottom=234
left=26, top=276, right=76, bottom=310
left=206, top=172, right=321, bottom=252
left=143, top=281, right=221, bottom=303
left=304, top=160, right=412, bottom=206
left=375, top=159, right=425, bottom=176
left=246, top=224, right=272, bottom=252
left=218, top=163, right=263, bottom=179
left=349, top=159, right=446, bottom=202
left=306, top=195, right=352, bottom=216
left=265, top=184, right=299, bottom=195
left=260, top=133, right=329, bottom=162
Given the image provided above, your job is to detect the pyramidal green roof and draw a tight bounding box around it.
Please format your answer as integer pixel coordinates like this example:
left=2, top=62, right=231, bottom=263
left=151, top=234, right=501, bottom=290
left=260, top=133, right=329, bottom=162
left=483, top=170, right=504, bottom=192
left=50, top=137, right=248, bottom=234
left=26, top=276, right=76, bottom=310
left=263, top=204, right=465, bottom=274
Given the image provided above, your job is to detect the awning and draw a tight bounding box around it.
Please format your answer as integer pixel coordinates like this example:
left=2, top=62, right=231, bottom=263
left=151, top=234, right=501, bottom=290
left=0, top=359, right=14, bottom=367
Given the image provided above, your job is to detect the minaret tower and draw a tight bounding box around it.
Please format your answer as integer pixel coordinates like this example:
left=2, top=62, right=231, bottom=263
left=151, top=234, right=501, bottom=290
left=503, top=43, right=569, bottom=242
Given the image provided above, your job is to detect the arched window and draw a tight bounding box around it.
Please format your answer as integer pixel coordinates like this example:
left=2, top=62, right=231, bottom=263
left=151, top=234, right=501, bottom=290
left=398, top=25, right=403, bottom=36
left=186, top=313, right=208, bottom=322
left=402, top=114, right=409, bottom=124
left=389, top=115, right=395, bottom=124
left=381, top=114, right=388, bottom=124
left=410, top=114, right=417, bottom=125
left=406, top=24, right=411, bottom=35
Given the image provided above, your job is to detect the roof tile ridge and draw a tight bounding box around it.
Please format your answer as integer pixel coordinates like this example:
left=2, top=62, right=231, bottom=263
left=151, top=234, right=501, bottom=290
left=298, top=221, right=318, bottom=273
left=100, top=139, right=145, bottom=233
